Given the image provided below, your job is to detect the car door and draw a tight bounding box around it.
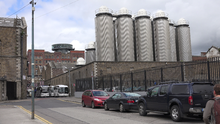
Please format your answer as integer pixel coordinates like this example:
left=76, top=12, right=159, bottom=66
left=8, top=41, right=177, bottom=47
left=114, top=93, right=122, bottom=109
left=109, top=94, right=119, bottom=109
left=107, top=94, right=116, bottom=108
left=147, top=86, right=160, bottom=111
left=157, top=85, right=169, bottom=111
left=82, top=91, right=88, bottom=105
left=87, top=91, right=93, bottom=106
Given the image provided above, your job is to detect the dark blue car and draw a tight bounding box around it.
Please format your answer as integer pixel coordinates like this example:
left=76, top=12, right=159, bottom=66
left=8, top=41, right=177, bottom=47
left=104, top=92, right=141, bottom=112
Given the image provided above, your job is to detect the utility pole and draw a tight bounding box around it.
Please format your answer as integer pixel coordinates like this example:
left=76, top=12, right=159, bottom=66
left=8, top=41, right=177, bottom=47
left=31, top=0, right=35, bottom=119
left=68, top=69, right=71, bottom=96
left=65, top=66, right=72, bottom=96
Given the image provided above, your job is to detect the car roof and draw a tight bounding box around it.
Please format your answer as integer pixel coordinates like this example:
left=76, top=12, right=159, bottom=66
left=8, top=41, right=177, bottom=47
left=85, top=90, right=104, bottom=92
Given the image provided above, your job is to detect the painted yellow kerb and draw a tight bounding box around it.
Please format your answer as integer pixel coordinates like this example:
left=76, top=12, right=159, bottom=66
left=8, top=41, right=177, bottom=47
left=17, top=106, right=52, bottom=124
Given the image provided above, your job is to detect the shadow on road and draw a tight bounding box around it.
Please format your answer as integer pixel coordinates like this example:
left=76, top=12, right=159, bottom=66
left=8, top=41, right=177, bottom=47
left=145, top=113, right=203, bottom=123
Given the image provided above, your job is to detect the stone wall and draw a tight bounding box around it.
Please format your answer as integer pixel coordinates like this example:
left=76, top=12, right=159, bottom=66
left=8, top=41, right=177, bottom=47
left=95, top=61, right=180, bottom=76
left=0, top=18, right=27, bottom=101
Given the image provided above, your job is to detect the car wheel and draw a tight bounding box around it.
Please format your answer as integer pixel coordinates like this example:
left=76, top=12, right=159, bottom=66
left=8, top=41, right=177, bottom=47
left=91, top=101, right=95, bottom=109
left=82, top=101, right=85, bottom=107
left=171, top=105, right=182, bottom=122
left=138, top=103, right=146, bottom=116
left=119, top=104, right=124, bottom=112
left=104, top=103, right=109, bottom=111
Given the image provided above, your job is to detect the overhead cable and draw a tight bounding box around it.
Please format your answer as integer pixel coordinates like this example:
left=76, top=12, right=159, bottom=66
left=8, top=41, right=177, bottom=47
left=7, top=3, right=30, bottom=18
left=35, top=0, right=79, bottom=20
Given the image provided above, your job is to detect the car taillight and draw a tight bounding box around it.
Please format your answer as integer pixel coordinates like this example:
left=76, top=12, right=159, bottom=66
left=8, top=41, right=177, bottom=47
left=188, top=96, right=193, bottom=105
left=127, top=100, right=134, bottom=103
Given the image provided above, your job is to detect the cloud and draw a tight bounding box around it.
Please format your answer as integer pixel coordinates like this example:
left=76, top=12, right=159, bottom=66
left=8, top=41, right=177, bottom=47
left=70, top=40, right=85, bottom=50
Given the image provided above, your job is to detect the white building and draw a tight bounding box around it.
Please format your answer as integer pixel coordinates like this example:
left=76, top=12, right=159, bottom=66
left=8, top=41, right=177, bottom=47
left=206, top=46, right=220, bottom=58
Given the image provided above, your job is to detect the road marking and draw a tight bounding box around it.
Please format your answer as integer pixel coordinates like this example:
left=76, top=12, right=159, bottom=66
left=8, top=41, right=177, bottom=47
left=17, top=106, right=52, bottom=124
left=57, top=99, right=81, bottom=105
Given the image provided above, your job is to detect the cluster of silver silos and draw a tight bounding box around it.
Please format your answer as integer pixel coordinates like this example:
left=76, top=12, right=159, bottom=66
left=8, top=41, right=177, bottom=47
left=85, top=6, right=192, bottom=63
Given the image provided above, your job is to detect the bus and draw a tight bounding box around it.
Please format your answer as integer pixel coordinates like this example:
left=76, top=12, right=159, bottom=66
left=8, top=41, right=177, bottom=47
left=35, top=85, right=69, bottom=97
left=56, top=85, right=69, bottom=97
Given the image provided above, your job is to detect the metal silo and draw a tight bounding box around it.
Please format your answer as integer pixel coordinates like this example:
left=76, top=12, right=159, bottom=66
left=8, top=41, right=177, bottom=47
left=169, top=19, right=177, bottom=61
left=85, top=42, right=96, bottom=64
left=135, top=9, right=153, bottom=61
left=95, top=6, right=115, bottom=61
left=116, top=7, right=135, bottom=61
left=153, top=10, right=171, bottom=61
left=176, top=18, right=192, bottom=61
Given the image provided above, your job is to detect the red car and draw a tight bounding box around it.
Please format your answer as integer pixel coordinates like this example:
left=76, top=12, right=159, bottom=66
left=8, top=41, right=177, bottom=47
left=82, top=90, right=110, bottom=108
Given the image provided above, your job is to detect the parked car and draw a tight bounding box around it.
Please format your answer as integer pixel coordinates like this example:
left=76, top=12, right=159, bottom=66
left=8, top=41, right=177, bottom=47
left=104, top=92, right=141, bottom=112
left=82, top=90, right=110, bottom=108
left=137, top=81, right=214, bottom=122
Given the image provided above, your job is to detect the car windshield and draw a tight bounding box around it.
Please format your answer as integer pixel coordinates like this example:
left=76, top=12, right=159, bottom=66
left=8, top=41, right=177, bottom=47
left=92, top=91, right=108, bottom=96
left=124, top=93, right=141, bottom=97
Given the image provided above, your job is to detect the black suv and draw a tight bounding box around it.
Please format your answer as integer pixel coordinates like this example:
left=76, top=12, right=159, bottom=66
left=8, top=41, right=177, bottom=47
left=137, top=82, right=214, bottom=122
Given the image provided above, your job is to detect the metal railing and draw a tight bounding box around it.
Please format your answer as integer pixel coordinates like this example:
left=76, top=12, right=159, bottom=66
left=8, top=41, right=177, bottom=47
left=76, top=57, right=220, bottom=92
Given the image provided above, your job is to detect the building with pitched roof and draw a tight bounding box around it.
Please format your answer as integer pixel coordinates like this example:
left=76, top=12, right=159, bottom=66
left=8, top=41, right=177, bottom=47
left=0, top=17, right=27, bottom=101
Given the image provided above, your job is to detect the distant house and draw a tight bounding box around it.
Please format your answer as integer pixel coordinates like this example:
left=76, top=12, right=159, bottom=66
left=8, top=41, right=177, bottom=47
left=206, top=46, right=220, bottom=58
left=192, top=46, right=220, bottom=61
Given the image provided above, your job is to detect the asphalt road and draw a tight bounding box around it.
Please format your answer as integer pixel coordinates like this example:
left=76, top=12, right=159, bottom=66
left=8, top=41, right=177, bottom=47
left=0, top=97, right=204, bottom=124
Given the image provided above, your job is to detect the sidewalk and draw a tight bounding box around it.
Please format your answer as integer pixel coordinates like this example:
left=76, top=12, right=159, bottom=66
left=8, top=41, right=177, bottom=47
left=0, top=105, right=44, bottom=124
left=0, top=96, right=81, bottom=124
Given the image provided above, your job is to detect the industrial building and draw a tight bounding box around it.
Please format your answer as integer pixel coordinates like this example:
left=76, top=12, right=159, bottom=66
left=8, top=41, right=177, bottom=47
left=26, top=44, right=85, bottom=88
left=27, top=48, right=84, bottom=75
left=91, top=6, right=192, bottom=64
left=41, top=7, right=219, bottom=97
left=0, top=17, right=27, bottom=101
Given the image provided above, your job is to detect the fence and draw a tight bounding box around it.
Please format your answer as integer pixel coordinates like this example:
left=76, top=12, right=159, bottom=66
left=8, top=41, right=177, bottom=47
left=76, top=58, right=220, bottom=92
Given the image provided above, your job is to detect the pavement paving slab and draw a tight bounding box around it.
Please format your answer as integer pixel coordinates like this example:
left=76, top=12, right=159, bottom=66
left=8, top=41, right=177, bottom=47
left=0, top=105, right=45, bottom=124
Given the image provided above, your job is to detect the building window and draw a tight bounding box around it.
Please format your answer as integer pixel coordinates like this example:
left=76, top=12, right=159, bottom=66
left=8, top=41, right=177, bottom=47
left=35, top=60, right=38, bottom=63
left=39, top=60, right=41, bottom=63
